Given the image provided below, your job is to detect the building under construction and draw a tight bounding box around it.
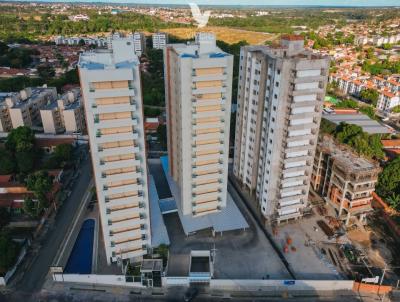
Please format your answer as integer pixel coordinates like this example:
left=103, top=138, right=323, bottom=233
left=311, top=135, right=381, bottom=226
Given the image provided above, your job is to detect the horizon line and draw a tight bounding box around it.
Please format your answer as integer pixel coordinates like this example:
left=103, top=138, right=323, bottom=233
left=1, top=0, right=400, bottom=8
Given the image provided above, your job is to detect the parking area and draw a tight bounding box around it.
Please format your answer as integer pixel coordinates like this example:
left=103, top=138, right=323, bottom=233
left=164, top=206, right=292, bottom=280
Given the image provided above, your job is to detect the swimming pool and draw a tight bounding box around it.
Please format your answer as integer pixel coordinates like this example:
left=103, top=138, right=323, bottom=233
left=64, top=219, right=95, bottom=274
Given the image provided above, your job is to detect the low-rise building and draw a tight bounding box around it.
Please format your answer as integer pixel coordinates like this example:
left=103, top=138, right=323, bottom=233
left=376, top=90, right=400, bottom=113
left=0, top=87, right=57, bottom=131
left=311, top=135, right=381, bottom=226
left=40, top=88, right=85, bottom=134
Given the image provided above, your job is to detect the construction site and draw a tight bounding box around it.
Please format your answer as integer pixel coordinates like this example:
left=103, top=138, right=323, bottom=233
left=273, top=189, right=400, bottom=288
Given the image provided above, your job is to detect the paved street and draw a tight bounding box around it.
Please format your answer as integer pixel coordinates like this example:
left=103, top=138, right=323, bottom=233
left=0, top=284, right=386, bottom=302
left=8, top=153, right=93, bottom=294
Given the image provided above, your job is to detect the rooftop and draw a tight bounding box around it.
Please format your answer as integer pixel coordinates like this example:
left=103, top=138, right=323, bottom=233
left=158, top=156, right=249, bottom=235
left=323, top=113, right=392, bottom=134
left=168, top=33, right=230, bottom=59
left=79, top=36, right=139, bottom=70
left=319, top=135, right=380, bottom=173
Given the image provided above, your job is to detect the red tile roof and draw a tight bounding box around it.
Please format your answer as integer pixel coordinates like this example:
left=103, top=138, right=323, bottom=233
left=381, top=139, right=400, bottom=148
left=281, top=34, right=304, bottom=41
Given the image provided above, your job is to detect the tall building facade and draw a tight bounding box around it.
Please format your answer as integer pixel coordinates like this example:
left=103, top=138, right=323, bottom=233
left=152, top=32, right=168, bottom=50
left=107, top=32, right=145, bottom=56
left=233, top=35, right=330, bottom=224
left=79, top=36, right=151, bottom=264
left=164, top=33, right=233, bottom=217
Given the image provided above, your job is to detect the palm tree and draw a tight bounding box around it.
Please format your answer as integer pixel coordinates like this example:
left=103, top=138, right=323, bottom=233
left=387, top=193, right=400, bottom=211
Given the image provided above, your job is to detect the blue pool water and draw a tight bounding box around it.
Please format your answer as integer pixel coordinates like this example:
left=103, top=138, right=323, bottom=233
left=64, top=219, right=95, bottom=274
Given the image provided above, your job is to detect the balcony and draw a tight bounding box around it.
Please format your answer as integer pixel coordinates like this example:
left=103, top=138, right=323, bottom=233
left=193, top=110, right=225, bottom=119
left=98, top=145, right=140, bottom=157
left=193, top=191, right=220, bottom=203
left=192, top=171, right=222, bottom=181
left=193, top=152, right=222, bottom=163
left=101, top=171, right=142, bottom=183
left=192, top=163, right=223, bottom=173
left=100, top=158, right=140, bottom=171
left=106, top=206, right=142, bottom=220
left=192, top=182, right=222, bottom=194
left=192, top=86, right=226, bottom=95
left=105, top=195, right=143, bottom=207
left=192, top=73, right=227, bottom=82
left=109, top=224, right=143, bottom=237
left=92, top=103, right=135, bottom=114
left=277, top=211, right=302, bottom=221
left=95, top=117, right=138, bottom=128
left=105, top=183, right=142, bottom=196
left=89, top=87, right=135, bottom=99
left=95, top=132, right=138, bottom=144
left=280, top=184, right=307, bottom=195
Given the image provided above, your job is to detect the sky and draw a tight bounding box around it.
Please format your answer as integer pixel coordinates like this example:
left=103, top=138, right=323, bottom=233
left=14, top=0, right=400, bottom=6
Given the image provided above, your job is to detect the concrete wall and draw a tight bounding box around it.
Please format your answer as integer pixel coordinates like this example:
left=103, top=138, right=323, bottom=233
left=53, top=273, right=144, bottom=288
left=209, top=279, right=354, bottom=292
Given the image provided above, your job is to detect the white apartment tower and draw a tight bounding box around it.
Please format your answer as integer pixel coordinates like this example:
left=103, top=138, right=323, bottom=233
left=233, top=35, right=330, bottom=224
left=164, top=33, right=233, bottom=217
left=79, top=37, right=151, bottom=264
left=152, top=32, right=168, bottom=50
left=107, top=32, right=145, bottom=56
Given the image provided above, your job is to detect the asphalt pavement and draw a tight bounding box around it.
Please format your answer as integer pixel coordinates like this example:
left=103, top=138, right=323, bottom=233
left=11, top=154, right=93, bottom=294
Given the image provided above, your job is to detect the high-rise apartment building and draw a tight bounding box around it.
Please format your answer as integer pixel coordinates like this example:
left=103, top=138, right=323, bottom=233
left=311, top=135, right=380, bottom=226
left=152, top=32, right=168, bottom=50
left=164, top=33, right=233, bottom=217
left=79, top=36, right=151, bottom=264
left=107, top=32, right=145, bottom=56
left=233, top=35, right=330, bottom=225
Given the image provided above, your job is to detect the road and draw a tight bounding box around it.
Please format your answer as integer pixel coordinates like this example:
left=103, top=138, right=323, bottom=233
left=0, top=284, right=384, bottom=302
left=11, top=155, right=92, bottom=294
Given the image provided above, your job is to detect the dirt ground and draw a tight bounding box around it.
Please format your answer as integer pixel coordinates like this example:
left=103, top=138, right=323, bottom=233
left=163, top=26, right=277, bottom=44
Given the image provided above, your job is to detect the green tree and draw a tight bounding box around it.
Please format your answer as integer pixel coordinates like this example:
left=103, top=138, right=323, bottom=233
left=53, top=143, right=73, bottom=162
left=335, top=123, right=363, bottom=144
left=382, top=43, right=392, bottom=50
left=360, top=89, right=379, bottom=106
left=0, top=231, right=20, bottom=273
left=386, top=193, right=400, bottom=211
left=26, top=171, right=53, bottom=207
left=376, top=157, right=400, bottom=201
left=0, top=208, right=10, bottom=229
left=335, top=99, right=358, bottom=109
left=0, top=148, right=15, bottom=175
left=22, top=196, right=39, bottom=218
left=6, top=126, right=35, bottom=153
left=15, top=151, right=35, bottom=174
left=37, top=64, right=55, bottom=81
left=320, top=118, right=337, bottom=135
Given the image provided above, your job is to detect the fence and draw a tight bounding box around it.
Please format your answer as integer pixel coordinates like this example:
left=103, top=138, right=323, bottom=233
left=52, top=273, right=144, bottom=288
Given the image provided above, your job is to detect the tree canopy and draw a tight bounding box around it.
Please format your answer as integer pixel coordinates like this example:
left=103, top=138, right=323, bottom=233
left=325, top=122, right=385, bottom=160
left=0, top=231, right=20, bottom=274
left=376, top=157, right=400, bottom=210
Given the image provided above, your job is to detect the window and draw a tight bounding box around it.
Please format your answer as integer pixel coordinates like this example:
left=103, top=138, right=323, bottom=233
left=275, top=82, right=279, bottom=87
left=274, top=94, right=277, bottom=99
left=277, top=69, right=281, bottom=75
left=273, top=106, right=276, bottom=111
